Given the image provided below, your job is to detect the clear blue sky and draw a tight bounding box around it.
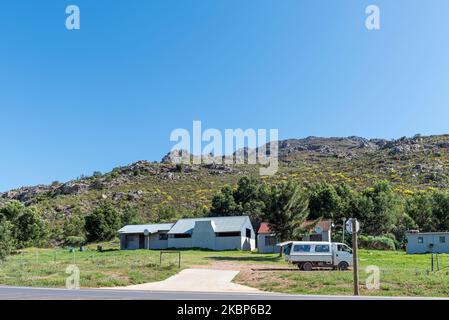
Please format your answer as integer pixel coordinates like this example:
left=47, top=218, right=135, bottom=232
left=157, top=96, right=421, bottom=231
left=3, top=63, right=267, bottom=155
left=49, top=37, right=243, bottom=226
left=1, top=0, right=449, bottom=191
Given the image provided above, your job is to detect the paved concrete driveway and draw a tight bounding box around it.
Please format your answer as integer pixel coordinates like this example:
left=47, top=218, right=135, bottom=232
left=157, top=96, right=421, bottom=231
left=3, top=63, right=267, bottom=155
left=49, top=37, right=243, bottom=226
left=109, top=268, right=261, bottom=293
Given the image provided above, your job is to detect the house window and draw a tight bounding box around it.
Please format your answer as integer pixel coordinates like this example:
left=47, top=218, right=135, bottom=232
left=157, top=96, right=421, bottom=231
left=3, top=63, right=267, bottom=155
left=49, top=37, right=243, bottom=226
left=315, top=245, right=330, bottom=252
left=293, top=245, right=311, bottom=252
left=418, top=237, right=424, bottom=244
left=216, top=232, right=241, bottom=237
left=246, top=228, right=251, bottom=238
left=172, top=233, right=191, bottom=238
left=265, top=236, right=277, bottom=246
left=440, top=236, right=446, bottom=243
left=159, top=233, right=168, bottom=240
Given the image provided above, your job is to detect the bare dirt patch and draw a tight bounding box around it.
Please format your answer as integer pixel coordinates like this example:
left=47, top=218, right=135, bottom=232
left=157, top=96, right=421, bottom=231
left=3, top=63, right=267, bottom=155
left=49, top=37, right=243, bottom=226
left=192, top=260, right=298, bottom=292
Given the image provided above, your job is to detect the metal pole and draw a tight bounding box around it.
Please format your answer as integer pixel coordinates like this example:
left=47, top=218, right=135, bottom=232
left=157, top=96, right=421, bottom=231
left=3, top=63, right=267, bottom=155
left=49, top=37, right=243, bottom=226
left=352, top=218, right=359, bottom=296
left=342, top=218, right=346, bottom=244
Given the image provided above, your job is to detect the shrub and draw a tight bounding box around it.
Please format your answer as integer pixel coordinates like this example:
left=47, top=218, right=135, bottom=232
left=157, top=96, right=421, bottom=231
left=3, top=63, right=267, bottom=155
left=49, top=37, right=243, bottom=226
left=0, top=202, right=48, bottom=248
left=0, top=220, right=15, bottom=261
left=65, top=236, right=85, bottom=248
left=121, top=205, right=144, bottom=226
left=358, top=235, right=396, bottom=250
left=14, top=206, right=49, bottom=248
left=85, top=203, right=121, bottom=243
left=63, top=215, right=85, bottom=239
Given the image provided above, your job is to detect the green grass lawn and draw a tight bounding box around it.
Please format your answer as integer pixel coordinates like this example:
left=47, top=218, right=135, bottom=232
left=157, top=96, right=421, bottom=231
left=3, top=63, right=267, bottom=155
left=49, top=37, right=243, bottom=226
left=1, top=242, right=449, bottom=297
left=0, top=241, right=283, bottom=288
left=236, top=250, right=449, bottom=297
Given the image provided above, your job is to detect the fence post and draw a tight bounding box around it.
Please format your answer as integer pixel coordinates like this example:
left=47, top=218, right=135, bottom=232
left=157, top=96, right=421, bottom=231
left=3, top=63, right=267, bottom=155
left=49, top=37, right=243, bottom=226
left=436, top=254, right=440, bottom=271
left=431, top=254, right=434, bottom=272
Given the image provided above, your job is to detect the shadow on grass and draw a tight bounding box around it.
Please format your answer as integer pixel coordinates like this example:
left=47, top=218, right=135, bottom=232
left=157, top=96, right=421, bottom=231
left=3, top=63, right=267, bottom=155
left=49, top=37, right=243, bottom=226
left=251, top=267, right=299, bottom=271
left=98, top=248, right=120, bottom=253
left=165, top=247, right=238, bottom=252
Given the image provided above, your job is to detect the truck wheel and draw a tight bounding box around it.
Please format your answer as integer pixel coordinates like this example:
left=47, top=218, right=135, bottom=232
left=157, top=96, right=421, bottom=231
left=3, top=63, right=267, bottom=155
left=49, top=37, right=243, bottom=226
left=302, top=262, right=313, bottom=271
left=338, top=261, right=349, bottom=271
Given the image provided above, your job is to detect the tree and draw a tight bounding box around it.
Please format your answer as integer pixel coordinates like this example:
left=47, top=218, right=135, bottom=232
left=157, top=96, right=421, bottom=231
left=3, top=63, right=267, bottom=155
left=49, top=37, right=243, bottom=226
left=121, top=205, right=144, bottom=226
left=349, top=181, right=402, bottom=236
left=263, top=181, right=309, bottom=242
left=92, top=171, right=103, bottom=177
left=85, top=203, right=121, bottom=242
left=0, top=220, right=15, bottom=261
left=210, top=185, right=239, bottom=216
left=158, top=207, right=180, bottom=222
left=405, top=192, right=435, bottom=231
left=210, top=177, right=269, bottom=225
left=0, top=201, right=48, bottom=248
left=14, top=206, right=49, bottom=248
left=0, top=200, right=23, bottom=222
left=431, top=191, right=449, bottom=231
left=308, top=183, right=343, bottom=220
left=232, top=176, right=268, bottom=218
left=390, top=212, right=417, bottom=248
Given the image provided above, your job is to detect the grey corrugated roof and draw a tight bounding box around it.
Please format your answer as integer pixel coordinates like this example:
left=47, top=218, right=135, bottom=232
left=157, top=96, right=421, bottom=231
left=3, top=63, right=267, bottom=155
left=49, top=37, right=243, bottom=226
left=407, top=232, right=449, bottom=236
left=168, top=216, right=250, bottom=234
left=118, top=223, right=174, bottom=234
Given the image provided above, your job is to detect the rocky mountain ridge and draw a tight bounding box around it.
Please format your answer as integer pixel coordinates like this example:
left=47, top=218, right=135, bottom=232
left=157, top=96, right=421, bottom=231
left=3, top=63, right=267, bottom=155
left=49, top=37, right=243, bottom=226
left=2, top=135, right=449, bottom=216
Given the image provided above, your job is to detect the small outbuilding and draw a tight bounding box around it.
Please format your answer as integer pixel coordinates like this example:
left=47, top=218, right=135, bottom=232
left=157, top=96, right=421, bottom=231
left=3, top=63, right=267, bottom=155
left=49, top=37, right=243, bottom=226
left=406, top=231, right=449, bottom=254
left=300, top=219, right=332, bottom=242
left=118, top=223, right=174, bottom=250
left=257, top=222, right=279, bottom=253
left=257, top=219, right=332, bottom=253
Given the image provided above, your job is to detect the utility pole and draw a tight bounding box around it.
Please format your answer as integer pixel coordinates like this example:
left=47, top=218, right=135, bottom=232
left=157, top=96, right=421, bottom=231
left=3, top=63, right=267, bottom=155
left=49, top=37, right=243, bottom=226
left=352, top=218, right=359, bottom=296
left=342, top=217, right=346, bottom=243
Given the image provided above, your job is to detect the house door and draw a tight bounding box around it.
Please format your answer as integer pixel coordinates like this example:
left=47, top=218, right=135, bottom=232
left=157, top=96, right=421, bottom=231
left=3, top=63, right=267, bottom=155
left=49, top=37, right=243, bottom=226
left=310, top=234, right=322, bottom=241
left=139, top=235, right=145, bottom=249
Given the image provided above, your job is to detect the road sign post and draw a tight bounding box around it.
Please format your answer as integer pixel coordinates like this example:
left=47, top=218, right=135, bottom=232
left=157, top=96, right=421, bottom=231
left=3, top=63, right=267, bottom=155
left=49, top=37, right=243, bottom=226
left=351, top=218, right=360, bottom=296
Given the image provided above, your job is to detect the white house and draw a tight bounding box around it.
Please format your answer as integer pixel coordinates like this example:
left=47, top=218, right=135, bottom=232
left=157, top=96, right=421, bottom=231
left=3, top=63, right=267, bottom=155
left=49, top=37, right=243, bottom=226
left=167, top=216, right=256, bottom=251
left=406, top=231, right=449, bottom=254
left=118, top=223, right=174, bottom=250
left=119, top=216, right=256, bottom=251
left=257, top=219, right=332, bottom=253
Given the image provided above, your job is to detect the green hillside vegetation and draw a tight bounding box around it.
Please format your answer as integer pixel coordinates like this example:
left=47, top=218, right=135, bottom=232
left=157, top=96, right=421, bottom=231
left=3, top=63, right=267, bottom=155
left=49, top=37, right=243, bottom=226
left=0, top=135, right=449, bottom=257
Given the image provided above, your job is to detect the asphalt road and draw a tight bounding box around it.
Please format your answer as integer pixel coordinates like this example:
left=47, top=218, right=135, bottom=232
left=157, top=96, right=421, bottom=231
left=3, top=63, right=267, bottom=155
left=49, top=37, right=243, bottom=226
left=0, top=286, right=446, bottom=300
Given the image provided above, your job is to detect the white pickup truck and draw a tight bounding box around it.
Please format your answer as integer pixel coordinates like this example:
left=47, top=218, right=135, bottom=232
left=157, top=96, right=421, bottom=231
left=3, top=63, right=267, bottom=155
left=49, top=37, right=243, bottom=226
left=281, top=241, right=353, bottom=271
